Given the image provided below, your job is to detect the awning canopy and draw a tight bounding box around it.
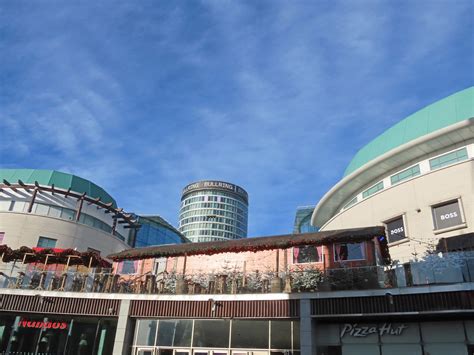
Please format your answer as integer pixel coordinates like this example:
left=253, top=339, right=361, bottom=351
left=108, top=226, right=388, bottom=263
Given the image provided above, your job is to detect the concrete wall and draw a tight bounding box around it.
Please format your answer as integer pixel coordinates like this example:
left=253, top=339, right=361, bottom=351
left=0, top=212, right=129, bottom=255
left=321, top=160, right=474, bottom=263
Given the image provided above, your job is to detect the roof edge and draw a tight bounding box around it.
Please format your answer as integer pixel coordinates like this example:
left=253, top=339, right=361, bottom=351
left=312, top=118, right=474, bottom=228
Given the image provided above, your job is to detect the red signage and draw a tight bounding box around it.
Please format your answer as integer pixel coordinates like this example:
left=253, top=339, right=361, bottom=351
left=19, top=319, right=68, bottom=330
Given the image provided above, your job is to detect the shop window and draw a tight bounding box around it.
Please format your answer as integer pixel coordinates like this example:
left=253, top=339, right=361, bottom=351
left=293, top=246, right=322, bottom=264
left=431, top=199, right=465, bottom=231
left=362, top=181, right=384, bottom=198
left=334, top=243, right=365, bottom=261
left=157, top=319, right=192, bottom=347
left=120, top=260, right=138, bottom=274
left=385, top=216, right=407, bottom=244
left=193, top=319, right=229, bottom=348
left=429, top=147, right=468, bottom=170
left=135, top=320, right=157, bottom=346
left=270, top=320, right=292, bottom=350
left=37, top=236, right=57, bottom=248
left=231, top=319, right=268, bottom=349
left=316, top=346, right=342, bottom=355
left=390, top=164, right=420, bottom=185
left=293, top=321, right=300, bottom=350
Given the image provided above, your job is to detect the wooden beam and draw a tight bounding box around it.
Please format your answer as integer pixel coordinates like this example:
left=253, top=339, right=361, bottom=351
left=112, top=217, right=117, bottom=235
left=75, top=193, right=86, bottom=221
left=27, top=187, right=39, bottom=213
left=276, top=249, right=280, bottom=273
left=18, top=180, right=30, bottom=192
left=87, top=197, right=100, bottom=206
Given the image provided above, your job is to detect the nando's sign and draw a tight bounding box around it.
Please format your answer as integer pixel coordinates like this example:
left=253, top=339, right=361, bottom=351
left=19, top=319, right=68, bottom=330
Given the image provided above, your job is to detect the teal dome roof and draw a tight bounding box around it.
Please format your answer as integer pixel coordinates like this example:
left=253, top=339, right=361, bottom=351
left=344, top=87, right=474, bottom=177
left=0, top=169, right=117, bottom=207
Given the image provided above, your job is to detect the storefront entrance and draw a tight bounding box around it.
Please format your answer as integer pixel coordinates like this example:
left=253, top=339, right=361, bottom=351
left=315, top=321, right=474, bottom=355
left=132, top=319, right=300, bottom=355
left=0, top=314, right=117, bottom=355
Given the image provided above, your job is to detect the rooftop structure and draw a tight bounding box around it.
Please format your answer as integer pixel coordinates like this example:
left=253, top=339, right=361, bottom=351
left=312, top=87, right=474, bottom=262
left=179, top=180, right=249, bottom=242
left=0, top=169, right=138, bottom=255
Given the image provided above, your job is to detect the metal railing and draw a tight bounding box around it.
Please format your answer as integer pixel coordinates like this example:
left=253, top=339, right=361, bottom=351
left=0, top=252, right=473, bottom=295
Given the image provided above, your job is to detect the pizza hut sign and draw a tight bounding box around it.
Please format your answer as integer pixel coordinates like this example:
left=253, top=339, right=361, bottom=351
left=19, top=319, right=68, bottom=330
left=341, top=323, right=407, bottom=337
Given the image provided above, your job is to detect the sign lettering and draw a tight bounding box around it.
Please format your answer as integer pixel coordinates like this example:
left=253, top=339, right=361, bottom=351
left=340, top=323, right=407, bottom=337
left=19, top=319, right=68, bottom=330
left=182, top=181, right=248, bottom=201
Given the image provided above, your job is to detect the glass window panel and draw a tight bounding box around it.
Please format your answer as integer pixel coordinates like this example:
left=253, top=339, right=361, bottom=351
left=35, top=203, right=50, bottom=215
left=380, top=344, right=422, bottom=355
left=362, top=182, right=384, bottom=198
left=293, top=246, right=321, bottom=263
left=429, top=148, right=468, bottom=170
left=231, top=320, right=268, bottom=349
left=341, top=344, right=379, bottom=355
left=420, top=321, right=465, bottom=342
left=423, top=344, right=467, bottom=355
left=0, top=200, right=11, bottom=211
left=315, top=324, right=340, bottom=346
left=432, top=200, right=463, bottom=230
left=193, top=319, right=230, bottom=348
left=380, top=323, right=419, bottom=343
left=465, top=320, right=474, bottom=342
left=340, top=324, right=378, bottom=344
left=84, top=215, right=95, bottom=227
left=334, top=243, right=365, bottom=261
left=316, top=346, right=341, bottom=355
left=121, top=260, right=137, bottom=274
left=48, top=206, right=62, bottom=218
left=11, top=201, right=26, bottom=212
left=343, top=197, right=358, bottom=210
left=157, top=319, right=192, bottom=347
left=270, top=321, right=291, bottom=349
left=390, top=165, right=420, bottom=185
left=37, top=236, right=57, bottom=248
left=135, top=320, right=157, bottom=346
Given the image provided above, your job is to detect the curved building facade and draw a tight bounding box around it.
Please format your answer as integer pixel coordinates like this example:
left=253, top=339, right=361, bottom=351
left=179, top=180, right=248, bottom=243
left=293, top=206, right=319, bottom=234
left=0, top=169, right=139, bottom=256
left=134, top=215, right=189, bottom=248
left=312, top=87, right=474, bottom=263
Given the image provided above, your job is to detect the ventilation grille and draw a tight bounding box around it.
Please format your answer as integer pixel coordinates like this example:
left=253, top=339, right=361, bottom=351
left=311, top=291, right=474, bottom=316
left=130, top=299, right=300, bottom=318
left=0, top=294, right=120, bottom=317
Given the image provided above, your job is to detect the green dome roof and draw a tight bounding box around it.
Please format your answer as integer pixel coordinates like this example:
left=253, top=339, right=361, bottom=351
left=344, top=87, right=474, bottom=177
left=0, top=169, right=117, bottom=207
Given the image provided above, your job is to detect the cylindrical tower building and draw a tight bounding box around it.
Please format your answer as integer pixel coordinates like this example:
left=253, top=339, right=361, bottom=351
left=179, top=180, right=248, bottom=243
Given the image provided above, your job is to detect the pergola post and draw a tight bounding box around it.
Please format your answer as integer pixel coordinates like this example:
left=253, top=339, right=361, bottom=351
left=27, top=187, right=39, bottom=213
left=75, top=194, right=86, bottom=221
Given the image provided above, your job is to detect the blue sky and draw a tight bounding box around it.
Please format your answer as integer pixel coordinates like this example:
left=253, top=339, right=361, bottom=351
left=1, top=1, right=473, bottom=237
